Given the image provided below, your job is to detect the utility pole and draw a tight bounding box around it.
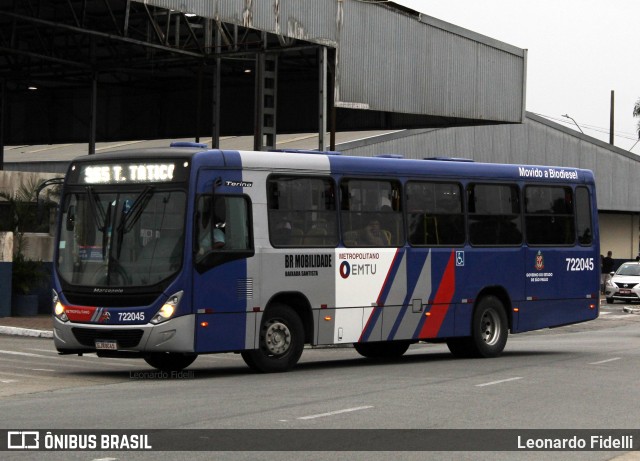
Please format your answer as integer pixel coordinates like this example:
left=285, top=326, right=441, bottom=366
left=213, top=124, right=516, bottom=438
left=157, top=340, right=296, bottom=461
left=610, top=90, right=615, bottom=145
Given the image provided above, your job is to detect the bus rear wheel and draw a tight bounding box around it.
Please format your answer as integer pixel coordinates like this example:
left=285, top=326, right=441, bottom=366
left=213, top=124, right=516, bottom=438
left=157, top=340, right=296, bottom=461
left=446, top=295, right=508, bottom=358
left=354, top=341, right=410, bottom=359
left=143, top=352, right=197, bottom=372
left=241, top=304, right=304, bottom=373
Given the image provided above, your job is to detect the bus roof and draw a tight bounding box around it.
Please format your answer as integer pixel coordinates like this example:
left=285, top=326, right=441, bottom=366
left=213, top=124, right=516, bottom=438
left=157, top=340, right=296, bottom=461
left=227, top=149, right=594, bottom=184
left=68, top=146, right=595, bottom=185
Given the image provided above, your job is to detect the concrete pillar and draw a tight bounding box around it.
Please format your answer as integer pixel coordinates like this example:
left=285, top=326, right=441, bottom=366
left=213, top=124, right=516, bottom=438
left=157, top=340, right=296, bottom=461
left=0, top=232, right=13, bottom=317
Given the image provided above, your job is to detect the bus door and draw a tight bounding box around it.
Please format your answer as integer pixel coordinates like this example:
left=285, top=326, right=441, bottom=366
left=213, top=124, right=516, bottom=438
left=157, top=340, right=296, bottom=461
left=192, top=174, right=254, bottom=353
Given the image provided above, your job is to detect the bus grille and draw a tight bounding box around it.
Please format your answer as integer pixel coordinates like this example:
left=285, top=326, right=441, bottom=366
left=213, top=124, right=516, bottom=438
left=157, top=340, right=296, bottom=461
left=72, top=328, right=144, bottom=348
left=614, top=282, right=638, bottom=289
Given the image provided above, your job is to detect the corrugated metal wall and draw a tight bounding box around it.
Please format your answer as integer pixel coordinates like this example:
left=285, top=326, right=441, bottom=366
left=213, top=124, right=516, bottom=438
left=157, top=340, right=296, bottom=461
left=337, top=4, right=525, bottom=122
left=136, top=0, right=526, bottom=124
left=338, top=113, right=637, bottom=213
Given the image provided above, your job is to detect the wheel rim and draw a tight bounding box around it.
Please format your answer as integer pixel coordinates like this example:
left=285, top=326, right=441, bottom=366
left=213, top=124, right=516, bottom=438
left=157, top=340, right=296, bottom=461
left=480, top=308, right=501, bottom=346
left=264, top=320, right=291, bottom=356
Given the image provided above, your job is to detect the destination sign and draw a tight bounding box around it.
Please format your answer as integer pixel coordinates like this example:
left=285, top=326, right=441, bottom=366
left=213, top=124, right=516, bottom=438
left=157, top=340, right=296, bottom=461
left=78, top=163, right=178, bottom=184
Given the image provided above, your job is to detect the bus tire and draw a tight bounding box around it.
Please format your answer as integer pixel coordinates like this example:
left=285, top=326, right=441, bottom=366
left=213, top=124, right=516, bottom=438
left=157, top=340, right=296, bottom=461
left=143, top=352, right=197, bottom=372
left=471, top=296, right=508, bottom=358
left=354, top=341, right=410, bottom=359
left=447, top=296, right=508, bottom=358
left=240, top=304, right=304, bottom=373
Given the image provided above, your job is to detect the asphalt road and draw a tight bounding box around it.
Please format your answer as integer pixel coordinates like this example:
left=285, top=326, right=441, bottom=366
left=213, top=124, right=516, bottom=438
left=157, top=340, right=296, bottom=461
left=0, top=303, right=639, bottom=461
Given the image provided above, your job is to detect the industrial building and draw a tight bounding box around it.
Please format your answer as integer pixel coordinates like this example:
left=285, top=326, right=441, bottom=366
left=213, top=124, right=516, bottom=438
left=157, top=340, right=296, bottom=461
left=0, top=0, right=637, bottom=270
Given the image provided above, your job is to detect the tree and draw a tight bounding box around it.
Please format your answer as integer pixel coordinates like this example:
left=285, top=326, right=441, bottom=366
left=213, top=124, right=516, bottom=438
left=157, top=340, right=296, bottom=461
left=0, top=178, right=48, bottom=295
left=634, top=98, right=640, bottom=140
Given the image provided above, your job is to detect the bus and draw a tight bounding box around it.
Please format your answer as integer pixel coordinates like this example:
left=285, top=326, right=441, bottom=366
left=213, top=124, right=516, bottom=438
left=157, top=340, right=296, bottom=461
left=52, top=143, right=600, bottom=372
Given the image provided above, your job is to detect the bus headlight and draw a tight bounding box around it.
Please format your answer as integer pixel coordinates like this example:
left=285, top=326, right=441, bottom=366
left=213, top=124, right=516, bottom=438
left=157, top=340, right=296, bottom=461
left=151, top=291, right=183, bottom=325
left=52, top=290, right=68, bottom=322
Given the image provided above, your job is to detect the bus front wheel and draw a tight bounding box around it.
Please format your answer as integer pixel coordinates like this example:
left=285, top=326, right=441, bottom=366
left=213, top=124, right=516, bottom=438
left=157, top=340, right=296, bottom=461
left=143, top=352, right=197, bottom=372
left=446, top=296, right=508, bottom=358
left=241, top=304, right=304, bottom=373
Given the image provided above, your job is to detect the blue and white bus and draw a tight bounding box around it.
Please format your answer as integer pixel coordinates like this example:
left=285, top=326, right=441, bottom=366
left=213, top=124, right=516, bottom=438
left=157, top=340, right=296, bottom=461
left=52, top=144, right=600, bottom=372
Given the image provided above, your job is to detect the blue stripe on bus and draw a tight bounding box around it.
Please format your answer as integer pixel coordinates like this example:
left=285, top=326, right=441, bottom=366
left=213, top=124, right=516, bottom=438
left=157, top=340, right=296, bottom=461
left=359, top=249, right=404, bottom=342
left=387, top=250, right=430, bottom=341
left=327, top=155, right=592, bottom=183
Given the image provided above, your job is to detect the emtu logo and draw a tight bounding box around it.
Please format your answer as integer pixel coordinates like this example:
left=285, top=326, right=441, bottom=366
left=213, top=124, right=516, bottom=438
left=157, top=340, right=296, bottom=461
left=7, top=431, right=39, bottom=449
left=339, top=261, right=351, bottom=279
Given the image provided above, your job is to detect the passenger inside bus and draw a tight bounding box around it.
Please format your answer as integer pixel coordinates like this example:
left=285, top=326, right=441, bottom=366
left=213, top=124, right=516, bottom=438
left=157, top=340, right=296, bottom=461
left=197, top=197, right=226, bottom=254
left=199, top=223, right=225, bottom=253
left=360, top=216, right=391, bottom=246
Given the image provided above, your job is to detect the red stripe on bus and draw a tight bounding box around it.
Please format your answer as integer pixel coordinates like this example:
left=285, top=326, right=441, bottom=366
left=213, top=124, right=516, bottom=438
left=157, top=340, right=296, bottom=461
left=419, top=251, right=455, bottom=338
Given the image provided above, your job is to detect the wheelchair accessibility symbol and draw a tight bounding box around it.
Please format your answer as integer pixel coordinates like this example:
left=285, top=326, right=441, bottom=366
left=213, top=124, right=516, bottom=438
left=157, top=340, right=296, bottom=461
left=456, top=251, right=465, bottom=266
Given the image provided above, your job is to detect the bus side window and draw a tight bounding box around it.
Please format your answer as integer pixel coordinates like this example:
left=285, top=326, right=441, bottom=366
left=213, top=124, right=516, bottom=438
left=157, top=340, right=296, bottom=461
left=524, top=186, right=575, bottom=246
left=267, top=175, right=338, bottom=248
left=406, top=181, right=464, bottom=246
left=340, top=178, right=404, bottom=247
left=195, top=195, right=215, bottom=255
left=195, top=195, right=253, bottom=268
left=467, top=183, right=522, bottom=246
left=575, top=187, right=593, bottom=245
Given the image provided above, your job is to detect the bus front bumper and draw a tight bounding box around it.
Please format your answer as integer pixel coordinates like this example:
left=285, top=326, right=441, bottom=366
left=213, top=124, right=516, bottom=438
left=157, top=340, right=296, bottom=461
left=53, top=314, right=196, bottom=355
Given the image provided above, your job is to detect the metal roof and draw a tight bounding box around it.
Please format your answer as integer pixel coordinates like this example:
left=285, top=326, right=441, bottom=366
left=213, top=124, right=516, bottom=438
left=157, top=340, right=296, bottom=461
left=1, top=130, right=401, bottom=172
left=0, top=0, right=526, bottom=151
left=143, top=0, right=526, bottom=121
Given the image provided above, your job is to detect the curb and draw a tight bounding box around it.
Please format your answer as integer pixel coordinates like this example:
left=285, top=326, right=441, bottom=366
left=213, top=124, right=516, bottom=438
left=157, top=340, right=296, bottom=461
left=622, top=306, right=640, bottom=314
left=0, top=326, right=53, bottom=339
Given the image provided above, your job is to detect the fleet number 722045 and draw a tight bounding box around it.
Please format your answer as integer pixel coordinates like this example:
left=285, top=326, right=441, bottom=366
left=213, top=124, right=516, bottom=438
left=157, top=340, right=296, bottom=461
left=566, top=257, right=595, bottom=271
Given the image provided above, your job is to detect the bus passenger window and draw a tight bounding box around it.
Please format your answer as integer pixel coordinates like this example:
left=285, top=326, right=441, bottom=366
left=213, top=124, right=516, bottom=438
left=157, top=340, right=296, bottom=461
left=467, top=184, right=522, bottom=246
left=575, top=187, right=592, bottom=245
left=406, top=181, right=464, bottom=246
left=340, top=179, right=404, bottom=247
left=525, top=186, right=575, bottom=245
left=267, top=175, right=338, bottom=248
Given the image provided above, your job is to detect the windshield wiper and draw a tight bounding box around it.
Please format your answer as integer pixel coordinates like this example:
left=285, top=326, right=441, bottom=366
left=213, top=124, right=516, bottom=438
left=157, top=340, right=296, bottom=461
left=86, top=186, right=106, bottom=231
left=85, top=187, right=112, bottom=259
left=116, top=186, right=155, bottom=258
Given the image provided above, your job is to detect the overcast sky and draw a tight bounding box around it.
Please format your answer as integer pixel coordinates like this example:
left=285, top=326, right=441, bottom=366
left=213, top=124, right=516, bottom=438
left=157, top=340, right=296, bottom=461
left=394, top=0, right=640, bottom=154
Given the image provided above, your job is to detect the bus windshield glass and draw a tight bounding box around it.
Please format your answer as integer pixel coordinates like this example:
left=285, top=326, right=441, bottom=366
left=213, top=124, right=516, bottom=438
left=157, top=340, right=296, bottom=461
left=57, top=187, right=186, bottom=288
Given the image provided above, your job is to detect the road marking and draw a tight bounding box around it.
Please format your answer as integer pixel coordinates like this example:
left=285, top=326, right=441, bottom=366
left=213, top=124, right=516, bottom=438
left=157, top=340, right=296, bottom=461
left=589, top=357, right=621, bottom=365
left=476, top=377, right=523, bottom=387
left=0, top=379, right=17, bottom=383
left=27, top=348, right=59, bottom=354
left=0, top=350, right=47, bottom=358
left=0, top=352, right=141, bottom=368
left=30, top=368, right=55, bottom=372
left=0, top=370, right=49, bottom=379
left=297, top=406, right=374, bottom=420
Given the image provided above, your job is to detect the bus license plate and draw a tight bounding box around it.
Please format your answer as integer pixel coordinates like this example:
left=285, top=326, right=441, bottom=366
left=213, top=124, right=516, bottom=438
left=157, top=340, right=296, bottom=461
left=95, top=340, right=118, bottom=350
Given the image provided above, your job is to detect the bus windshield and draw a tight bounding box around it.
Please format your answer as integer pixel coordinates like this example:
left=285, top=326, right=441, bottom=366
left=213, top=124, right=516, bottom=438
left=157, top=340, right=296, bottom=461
left=57, top=187, right=186, bottom=288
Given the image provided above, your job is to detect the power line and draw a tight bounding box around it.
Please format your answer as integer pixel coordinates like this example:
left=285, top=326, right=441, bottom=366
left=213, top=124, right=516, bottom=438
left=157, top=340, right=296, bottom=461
left=531, top=112, right=639, bottom=142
